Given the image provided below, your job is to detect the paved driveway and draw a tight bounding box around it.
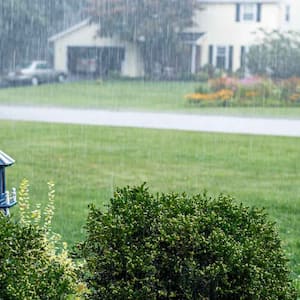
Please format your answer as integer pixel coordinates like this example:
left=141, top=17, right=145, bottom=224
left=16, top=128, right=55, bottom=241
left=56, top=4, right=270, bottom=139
left=1, top=105, right=300, bottom=137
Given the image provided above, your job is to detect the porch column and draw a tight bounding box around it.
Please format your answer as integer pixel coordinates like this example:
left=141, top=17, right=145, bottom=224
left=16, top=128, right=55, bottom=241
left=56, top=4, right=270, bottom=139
left=191, top=44, right=197, bottom=74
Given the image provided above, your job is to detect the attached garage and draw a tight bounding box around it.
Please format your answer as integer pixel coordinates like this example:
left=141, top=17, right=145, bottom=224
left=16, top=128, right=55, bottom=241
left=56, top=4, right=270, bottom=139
left=49, top=20, right=145, bottom=78
left=67, top=46, right=125, bottom=76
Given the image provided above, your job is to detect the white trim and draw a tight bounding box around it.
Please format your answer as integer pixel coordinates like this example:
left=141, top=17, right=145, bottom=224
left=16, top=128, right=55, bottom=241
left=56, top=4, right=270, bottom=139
left=48, top=19, right=91, bottom=42
left=191, top=45, right=197, bottom=74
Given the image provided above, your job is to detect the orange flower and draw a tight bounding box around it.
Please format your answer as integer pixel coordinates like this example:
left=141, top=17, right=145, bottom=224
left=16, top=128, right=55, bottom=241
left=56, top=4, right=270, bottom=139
left=245, top=90, right=258, bottom=98
left=185, top=89, right=233, bottom=102
left=289, top=93, right=300, bottom=101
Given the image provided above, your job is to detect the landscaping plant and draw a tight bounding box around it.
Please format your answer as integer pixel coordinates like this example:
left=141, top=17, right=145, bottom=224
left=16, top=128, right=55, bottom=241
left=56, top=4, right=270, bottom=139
left=187, top=75, right=300, bottom=107
left=80, top=184, right=297, bottom=299
left=247, top=30, right=300, bottom=79
left=0, top=179, right=85, bottom=299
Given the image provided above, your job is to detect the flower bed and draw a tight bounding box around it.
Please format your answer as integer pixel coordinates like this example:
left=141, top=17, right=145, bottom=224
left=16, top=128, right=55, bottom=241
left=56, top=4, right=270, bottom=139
left=186, top=75, right=300, bottom=107
left=185, top=89, right=233, bottom=104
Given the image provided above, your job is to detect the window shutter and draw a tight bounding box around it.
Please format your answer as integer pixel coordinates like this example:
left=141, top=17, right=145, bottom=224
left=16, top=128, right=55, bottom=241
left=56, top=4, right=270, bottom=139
left=240, top=46, right=246, bottom=68
left=209, top=45, right=214, bottom=65
left=257, top=3, right=261, bottom=22
left=236, top=4, right=240, bottom=22
left=228, top=46, right=233, bottom=71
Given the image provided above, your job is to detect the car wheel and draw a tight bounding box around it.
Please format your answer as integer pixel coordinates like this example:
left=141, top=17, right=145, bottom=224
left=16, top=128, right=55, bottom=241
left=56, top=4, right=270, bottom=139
left=57, top=74, right=66, bottom=83
left=31, top=77, right=39, bottom=86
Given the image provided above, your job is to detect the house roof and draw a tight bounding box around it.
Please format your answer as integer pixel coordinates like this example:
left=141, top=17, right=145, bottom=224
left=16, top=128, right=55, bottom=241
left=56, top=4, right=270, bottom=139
left=48, top=19, right=91, bottom=42
left=0, top=151, right=15, bottom=167
left=179, top=32, right=206, bottom=44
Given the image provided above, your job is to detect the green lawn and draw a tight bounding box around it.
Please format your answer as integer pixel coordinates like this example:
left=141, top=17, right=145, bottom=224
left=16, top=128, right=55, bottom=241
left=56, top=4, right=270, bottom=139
left=1, top=120, right=300, bottom=277
left=1, top=80, right=300, bottom=118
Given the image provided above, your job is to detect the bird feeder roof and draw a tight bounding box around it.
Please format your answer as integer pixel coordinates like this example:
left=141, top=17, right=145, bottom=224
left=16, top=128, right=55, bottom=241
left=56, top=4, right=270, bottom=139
left=0, top=150, right=15, bottom=167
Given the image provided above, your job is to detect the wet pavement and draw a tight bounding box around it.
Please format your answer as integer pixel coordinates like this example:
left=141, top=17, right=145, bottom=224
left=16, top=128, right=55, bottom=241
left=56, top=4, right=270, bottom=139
left=0, top=105, right=300, bottom=137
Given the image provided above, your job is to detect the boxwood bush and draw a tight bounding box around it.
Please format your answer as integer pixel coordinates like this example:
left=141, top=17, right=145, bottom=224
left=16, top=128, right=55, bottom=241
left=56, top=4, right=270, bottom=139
left=80, top=184, right=296, bottom=299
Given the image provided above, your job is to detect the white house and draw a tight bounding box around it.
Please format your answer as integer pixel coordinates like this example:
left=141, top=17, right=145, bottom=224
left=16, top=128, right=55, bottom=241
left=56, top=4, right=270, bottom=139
left=48, top=19, right=145, bottom=77
left=189, top=0, right=300, bottom=73
left=49, top=1, right=300, bottom=77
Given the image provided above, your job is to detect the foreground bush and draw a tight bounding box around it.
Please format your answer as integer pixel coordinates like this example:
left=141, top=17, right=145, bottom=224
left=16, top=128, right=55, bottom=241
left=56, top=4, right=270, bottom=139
left=0, top=180, right=83, bottom=299
left=80, top=184, right=296, bottom=299
left=0, top=217, right=78, bottom=299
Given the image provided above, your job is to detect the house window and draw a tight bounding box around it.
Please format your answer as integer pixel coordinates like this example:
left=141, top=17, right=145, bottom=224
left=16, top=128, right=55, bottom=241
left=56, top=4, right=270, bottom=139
left=236, top=3, right=261, bottom=22
left=216, top=46, right=227, bottom=69
left=242, top=4, right=256, bottom=21
left=209, top=45, right=233, bottom=70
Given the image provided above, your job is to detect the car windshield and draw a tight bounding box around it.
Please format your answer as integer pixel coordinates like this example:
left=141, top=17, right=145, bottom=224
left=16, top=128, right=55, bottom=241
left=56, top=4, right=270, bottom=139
left=14, top=62, right=33, bottom=70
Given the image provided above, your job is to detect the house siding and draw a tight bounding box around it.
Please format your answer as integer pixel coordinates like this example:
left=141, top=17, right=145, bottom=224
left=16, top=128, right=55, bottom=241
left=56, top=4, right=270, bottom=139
left=51, top=23, right=144, bottom=77
left=280, top=0, right=300, bottom=31
left=192, top=2, right=281, bottom=70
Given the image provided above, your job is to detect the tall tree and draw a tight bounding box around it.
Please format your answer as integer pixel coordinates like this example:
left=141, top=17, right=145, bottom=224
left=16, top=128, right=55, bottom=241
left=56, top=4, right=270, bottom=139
left=88, top=0, right=197, bottom=75
left=0, top=0, right=88, bottom=73
left=247, top=30, right=300, bottom=79
left=0, top=1, right=43, bottom=71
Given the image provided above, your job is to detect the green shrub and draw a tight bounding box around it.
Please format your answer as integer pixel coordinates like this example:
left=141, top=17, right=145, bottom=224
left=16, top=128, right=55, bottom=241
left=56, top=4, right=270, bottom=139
left=0, top=179, right=84, bottom=299
left=194, top=72, right=209, bottom=82
left=194, top=84, right=211, bottom=94
left=80, top=184, right=296, bottom=300
left=201, top=64, right=215, bottom=78
left=0, top=217, right=77, bottom=299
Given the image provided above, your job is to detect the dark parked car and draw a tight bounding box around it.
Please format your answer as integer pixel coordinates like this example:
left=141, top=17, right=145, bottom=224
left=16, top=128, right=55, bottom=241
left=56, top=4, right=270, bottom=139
left=5, top=61, right=67, bottom=86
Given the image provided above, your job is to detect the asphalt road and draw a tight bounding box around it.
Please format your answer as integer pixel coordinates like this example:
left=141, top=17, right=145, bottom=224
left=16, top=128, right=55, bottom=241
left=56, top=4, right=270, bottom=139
left=1, top=105, right=300, bottom=137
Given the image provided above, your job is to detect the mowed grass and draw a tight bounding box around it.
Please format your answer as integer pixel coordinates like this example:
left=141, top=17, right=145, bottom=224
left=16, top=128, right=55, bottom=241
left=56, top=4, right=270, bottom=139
left=1, top=80, right=300, bottom=118
left=1, top=120, right=300, bottom=276
left=0, top=81, right=196, bottom=110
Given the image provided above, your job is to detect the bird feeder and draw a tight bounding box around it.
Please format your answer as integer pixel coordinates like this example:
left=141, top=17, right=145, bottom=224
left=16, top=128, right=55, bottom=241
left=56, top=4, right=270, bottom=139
left=0, top=150, right=17, bottom=216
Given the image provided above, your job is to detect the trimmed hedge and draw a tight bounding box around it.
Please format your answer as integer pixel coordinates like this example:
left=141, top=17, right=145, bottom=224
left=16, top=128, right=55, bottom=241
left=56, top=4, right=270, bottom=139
left=80, top=184, right=296, bottom=299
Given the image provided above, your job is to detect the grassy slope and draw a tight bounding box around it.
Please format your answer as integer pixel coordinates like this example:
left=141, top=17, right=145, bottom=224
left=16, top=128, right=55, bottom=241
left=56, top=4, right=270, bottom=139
left=0, top=81, right=300, bottom=118
left=1, top=120, right=299, bottom=276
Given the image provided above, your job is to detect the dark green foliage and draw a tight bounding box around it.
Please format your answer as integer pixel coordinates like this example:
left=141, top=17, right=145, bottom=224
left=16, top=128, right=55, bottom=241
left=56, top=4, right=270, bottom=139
left=0, top=215, right=76, bottom=299
left=194, top=84, right=211, bottom=94
left=80, top=184, right=296, bottom=299
left=88, top=0, right=197, bottom=75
